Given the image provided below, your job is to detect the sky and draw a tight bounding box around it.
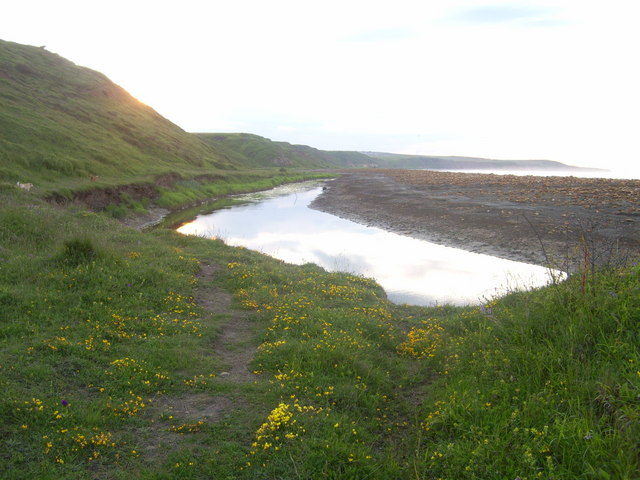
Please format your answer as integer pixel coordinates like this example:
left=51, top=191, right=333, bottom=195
left=2, top=0, right=640, bottom=175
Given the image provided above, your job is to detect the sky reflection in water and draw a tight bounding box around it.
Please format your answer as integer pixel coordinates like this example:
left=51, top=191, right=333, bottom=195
left=177, top=182, right=555, bottom=306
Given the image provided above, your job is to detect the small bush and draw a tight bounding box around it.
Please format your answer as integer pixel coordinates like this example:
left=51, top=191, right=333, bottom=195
left=129, top=200, right=147, bottom=214
left=104, top=204, right=127, bottom=218
left=60, top=238, right=98, bottom=266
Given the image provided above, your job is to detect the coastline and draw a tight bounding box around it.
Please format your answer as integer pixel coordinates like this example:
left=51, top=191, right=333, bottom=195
left=310, top=169, right=640, bottom=271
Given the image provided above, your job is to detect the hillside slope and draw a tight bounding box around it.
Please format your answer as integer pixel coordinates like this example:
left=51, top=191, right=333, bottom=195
left=196, top=132, right=377, bottom=169
left=0, top=40, right=233, bottom=187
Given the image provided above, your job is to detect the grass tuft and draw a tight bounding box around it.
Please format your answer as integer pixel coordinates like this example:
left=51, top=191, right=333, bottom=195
left=59, top=238, right=99, bottom=266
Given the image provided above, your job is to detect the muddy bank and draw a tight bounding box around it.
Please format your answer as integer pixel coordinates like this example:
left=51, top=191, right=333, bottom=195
left=310, top=170, right=640, bottom=270
left=46, top=173, right=226, bottom=230
left=119, top=207, right=170, bottom=230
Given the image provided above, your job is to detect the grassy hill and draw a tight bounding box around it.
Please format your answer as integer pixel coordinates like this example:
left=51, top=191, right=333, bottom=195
left=0, top=39, right=372, bottom=202
left=0, top=40, right=332, bottom=210
left=196, top=133, right=377, bottom=169
left=197, top=135, right=596, bottom=172
left=0, top=40, right=369, bottom=192
left=0, top=40, right=239, bottom=190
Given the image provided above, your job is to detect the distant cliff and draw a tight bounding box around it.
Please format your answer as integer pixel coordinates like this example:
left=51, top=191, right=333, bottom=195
left=361, top=152, right=607, bottom=172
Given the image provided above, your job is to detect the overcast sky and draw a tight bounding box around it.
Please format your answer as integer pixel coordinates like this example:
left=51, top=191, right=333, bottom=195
left=2, top=0, right=639, bottom=174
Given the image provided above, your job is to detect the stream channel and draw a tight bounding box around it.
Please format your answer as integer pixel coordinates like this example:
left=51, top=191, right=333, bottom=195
left=177, top=181, right=557, bottom=306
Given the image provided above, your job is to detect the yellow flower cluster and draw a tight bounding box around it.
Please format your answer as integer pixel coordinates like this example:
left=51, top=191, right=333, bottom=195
left=183, top=373, right=216, bottom=388
left=250, top=400, right=321, bottom=455
left=257, top=402, right=294, bottom=436
left=109, top=390, right=147, bottom=417
left=321, top=284, right=357, bottom=298
left=110, top=357, right=137, bottom=368
left=164, top=291, right=199, bottom=317
left=21, top=397, right=44, bottom=412
left=274, top=369, right=303, bottom=384
left=397, top=320, right=445, bottom=359
left=90, top=431, right=114, bottom=446
left=257, top=339, right=287, bottom=354
left=106, top=357, right=170, bottom=388
left=40, top=426, right=117, bottom=463
left=422, top=400, right=447, bottom=432
left=168, top=421, right=205, bottom=433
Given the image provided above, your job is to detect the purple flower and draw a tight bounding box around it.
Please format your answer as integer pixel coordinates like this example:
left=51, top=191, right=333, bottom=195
left=61, top=399, right=69, bottom=407
left=127, top=283, right=132, bottom=287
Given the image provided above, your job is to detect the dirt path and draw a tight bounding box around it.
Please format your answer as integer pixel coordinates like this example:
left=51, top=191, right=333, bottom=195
left=311, top=170, right=640, bottom=271
left=195, top=262, right=256, bottom=382
left=140, top=261, right=256, bottom=457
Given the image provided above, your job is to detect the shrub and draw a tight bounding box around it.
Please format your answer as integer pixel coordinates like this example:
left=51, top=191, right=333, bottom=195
left=104, top=204, right=127, bottom=218
left=60, top=238, right=98, bottom=266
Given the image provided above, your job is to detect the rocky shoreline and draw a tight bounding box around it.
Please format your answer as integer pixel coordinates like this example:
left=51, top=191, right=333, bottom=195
left=310, top=169, right=640, bottom=271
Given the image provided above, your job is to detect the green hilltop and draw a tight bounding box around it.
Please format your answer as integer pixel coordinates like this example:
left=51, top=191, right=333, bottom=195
left=0, top=40, right=234, bottom=187
left=196, top=132, right=376, bottom=169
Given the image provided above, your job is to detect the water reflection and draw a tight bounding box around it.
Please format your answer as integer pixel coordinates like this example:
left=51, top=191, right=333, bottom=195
left=178, top=182, right=557, bottom=306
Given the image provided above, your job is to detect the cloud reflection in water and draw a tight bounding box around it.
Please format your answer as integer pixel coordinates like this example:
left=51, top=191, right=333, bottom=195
left=178, top=183, right=555, bottom=306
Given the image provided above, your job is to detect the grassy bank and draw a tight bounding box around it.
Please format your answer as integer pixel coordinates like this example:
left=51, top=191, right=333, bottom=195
left=153, top=172, right=331, bottom=210
left=34, top=170, right=333, bottom=221
left=1, top=182, right=638, bottom=479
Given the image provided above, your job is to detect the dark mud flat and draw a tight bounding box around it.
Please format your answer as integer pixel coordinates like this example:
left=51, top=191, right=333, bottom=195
left=310, top=169, right=640, bottom=271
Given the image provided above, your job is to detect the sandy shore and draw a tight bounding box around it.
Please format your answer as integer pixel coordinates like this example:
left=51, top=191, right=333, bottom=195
left=310, top=169, right=640, bottom=271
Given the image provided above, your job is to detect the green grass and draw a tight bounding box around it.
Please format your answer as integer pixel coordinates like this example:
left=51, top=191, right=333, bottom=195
left=196, top=133, right=377, bottom=170
left=0, top=40, right=236, bottom=189
left=411, top=274, right=640, bottom=479
left=5, top=36, right=637, bottom=478
left=1, top=181, right=638, bottom=479
left=76, top=171, right=333, bottom=220
left=154, top=172, right=331, bottom=210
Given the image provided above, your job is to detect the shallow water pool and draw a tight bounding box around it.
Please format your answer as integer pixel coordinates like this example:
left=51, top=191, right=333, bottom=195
left=177, top=181, right=558, bottom=306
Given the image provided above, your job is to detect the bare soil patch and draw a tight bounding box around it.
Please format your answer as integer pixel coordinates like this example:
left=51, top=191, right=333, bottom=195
left=150, top=392, right=235, bottom=423
left=119, top=206, right=169, bottom=229
left=311, top=169, right=640, bottom=270
left=141, top=393, right=236, bottom=457
left=196, top=262, right=256, bottom=382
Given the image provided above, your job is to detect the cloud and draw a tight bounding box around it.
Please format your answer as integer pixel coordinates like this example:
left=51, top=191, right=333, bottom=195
left=342, top=27, right=415, bottom=43
left=448, top=4, right=567, bottom=27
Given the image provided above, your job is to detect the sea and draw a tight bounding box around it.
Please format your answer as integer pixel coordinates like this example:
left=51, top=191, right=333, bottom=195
left=435, top=168, right=640, bottom=180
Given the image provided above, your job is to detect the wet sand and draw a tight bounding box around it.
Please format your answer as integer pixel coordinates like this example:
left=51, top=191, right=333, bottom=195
left=310, top=169, right=640, bottom=271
